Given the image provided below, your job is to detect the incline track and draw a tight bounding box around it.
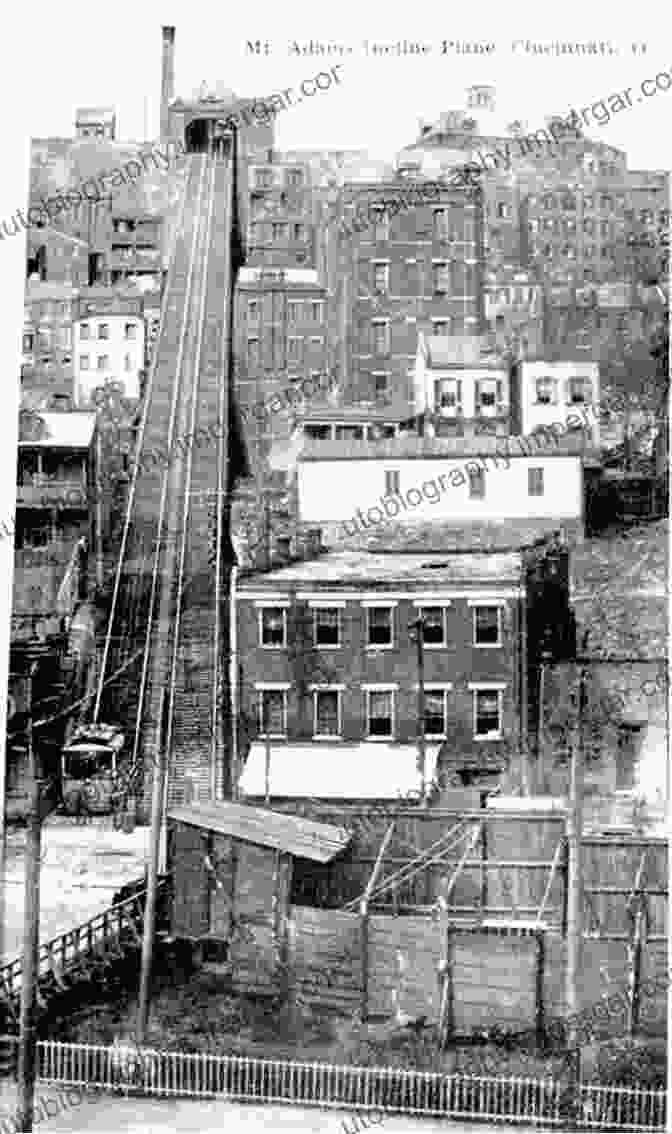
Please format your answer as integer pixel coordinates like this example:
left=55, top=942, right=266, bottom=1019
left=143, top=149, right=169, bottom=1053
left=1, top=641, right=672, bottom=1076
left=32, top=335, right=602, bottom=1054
left=94, top=152, right=235, bottom=815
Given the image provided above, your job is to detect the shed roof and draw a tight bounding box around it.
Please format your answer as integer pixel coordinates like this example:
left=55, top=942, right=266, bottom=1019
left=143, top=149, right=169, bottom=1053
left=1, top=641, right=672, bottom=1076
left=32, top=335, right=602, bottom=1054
left=167, top=800, right=351, bottom=864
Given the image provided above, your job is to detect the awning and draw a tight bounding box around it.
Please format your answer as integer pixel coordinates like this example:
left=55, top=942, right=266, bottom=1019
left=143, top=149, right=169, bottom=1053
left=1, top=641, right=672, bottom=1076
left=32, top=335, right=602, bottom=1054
left=238, top=742, right=440, bottom=801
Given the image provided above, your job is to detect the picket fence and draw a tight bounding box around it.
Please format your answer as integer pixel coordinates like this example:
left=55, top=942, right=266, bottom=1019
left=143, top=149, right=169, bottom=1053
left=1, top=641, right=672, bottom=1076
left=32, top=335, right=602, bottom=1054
left=30, top=1039, right=666, bottom=1130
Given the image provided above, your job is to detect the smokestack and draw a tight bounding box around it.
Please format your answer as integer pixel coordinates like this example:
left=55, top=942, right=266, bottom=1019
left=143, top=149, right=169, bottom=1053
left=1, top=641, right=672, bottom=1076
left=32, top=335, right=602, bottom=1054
left=160, top=25, right=176, bottom=141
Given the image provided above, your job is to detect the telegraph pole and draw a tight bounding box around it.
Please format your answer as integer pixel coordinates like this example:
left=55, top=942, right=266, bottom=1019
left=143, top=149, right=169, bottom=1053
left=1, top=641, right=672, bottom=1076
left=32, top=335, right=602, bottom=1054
left=17, top=659, right=42, bottom=1133
left=136, top=689, right=168, bottom=1044
left=565, top=642, right=587, bottom=1086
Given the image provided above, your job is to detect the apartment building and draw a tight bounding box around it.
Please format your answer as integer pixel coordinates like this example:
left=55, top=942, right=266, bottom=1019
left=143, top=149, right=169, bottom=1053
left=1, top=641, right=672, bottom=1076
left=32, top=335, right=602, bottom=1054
left=234, top=542, right=575, bottom=797
left=235, top=267, right=328, bottom=451
left=331, top=175, right=485, bottom=407
left=73, top=289, right=145, bottom=404
left=246, top=157, right=317, bottom=268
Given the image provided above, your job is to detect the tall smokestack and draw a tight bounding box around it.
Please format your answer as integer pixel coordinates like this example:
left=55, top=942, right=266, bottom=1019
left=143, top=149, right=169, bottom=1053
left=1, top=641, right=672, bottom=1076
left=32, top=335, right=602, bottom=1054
left=160, top=25, right=176, bottom=141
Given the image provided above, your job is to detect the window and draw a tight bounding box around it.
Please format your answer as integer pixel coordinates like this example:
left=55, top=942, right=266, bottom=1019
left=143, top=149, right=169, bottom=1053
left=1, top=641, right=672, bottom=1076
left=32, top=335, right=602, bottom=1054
left=79, top=354, right=90, bottom=370
left=259, top=606, right=286, bottom=647
left=314, top=607, right=340, bottom=647
left=435, top=378, right=461, bottom=414
left=528, top=467, right=544, bottom=497
left=366, top=690, right=394, bottom=738
left=97, top=355, right=109, bottom=370
left=473, top=688, right=503, bottom=738
left=384, top=469, right=400, bottom=496
left=373, top=262, right=389, bottom=294
left=372, top=208, right=389, bottom=241
left=247, top=337, right=260, bottom=368
left=433, top=261, right=450, bottom=294
left=477, top=379, right=499, bottom=413
left=424, top=690, right=448, bottom=737
left=272, top=223, right=288, bottom=241
left=258, top=690, right=286, bottom=736
left=600, top=220, right=609, bottom=238
left=124, top=323, right=137, bottom=340
left=432, top=318, right=450, bottom=336
left=287, top=301, right=300, bottom=324
left=98, top=323, right=109, bottom=340
left=496, top=202, right=510, bottom=219
left=473, top=606, right=501, bottom=646
left=434, top=209, right=449, bottom=239
left=418, top=606, right=446, bottom=646
left=374, top=372, right=389, bottom=397
left=292, top=223, right=305, bottom=241
left=286, top=169, right=304, bottom=188
left=600, top=195, right=612, bottom=211
left=287, top=337, right=303, bottom=363
left=543, top=195, right=555, bottom=210
left=567, top=377, right=591, bottom=405
left=22, top=332, right=34, bottom=353
left=255, top=168, right=273, bottom=188
left=367, top=606, right=393, bottom=647
left=248, top=299, right=260, bottom=321
left=468, top=466, right=485, bottom=498
left=372, top=320, right=390, bottom=355
left=314, top=690, right=340, bottom=737
left=535, top=376, right=557, bottom=405
left=79, top=323, right=90, bottom=340
left=310, top=301, right=322, bottom=322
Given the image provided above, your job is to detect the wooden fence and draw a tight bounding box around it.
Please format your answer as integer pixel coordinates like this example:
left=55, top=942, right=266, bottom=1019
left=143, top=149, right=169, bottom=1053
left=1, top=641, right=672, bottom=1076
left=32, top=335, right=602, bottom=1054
left=15, top=1038, right=664, bottom=1130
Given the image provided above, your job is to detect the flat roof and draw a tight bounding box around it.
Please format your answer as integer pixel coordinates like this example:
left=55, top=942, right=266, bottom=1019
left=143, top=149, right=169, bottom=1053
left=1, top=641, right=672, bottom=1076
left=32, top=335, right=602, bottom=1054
left=167, top=800, right=351, bottom=864
left=19, top=411, right=96, bottom=449
left=299, top=434, right=597, bottom=461
left=237, top=548, right=524, bottom=587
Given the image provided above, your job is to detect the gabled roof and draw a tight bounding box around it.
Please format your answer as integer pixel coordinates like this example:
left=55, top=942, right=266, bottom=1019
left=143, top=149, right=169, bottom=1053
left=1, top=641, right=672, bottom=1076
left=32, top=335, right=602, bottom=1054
left=167, top=800, right=351, bottom=864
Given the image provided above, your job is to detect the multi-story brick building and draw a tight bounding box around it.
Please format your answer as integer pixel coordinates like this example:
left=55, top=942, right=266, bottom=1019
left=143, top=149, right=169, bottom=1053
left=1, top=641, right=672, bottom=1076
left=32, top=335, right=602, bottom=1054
left=73, top=288, right=145, bottom=405
left=329, top=175, right=485, bottom=407
left=246, top=157, right=317, bottom=268
left=234, top=266, right=328, bottom=452
left=234, top=542, right=575, bottom=797
left=107, top=211, right=163, bottom=286
left=22, top=282, right=77, bottom=400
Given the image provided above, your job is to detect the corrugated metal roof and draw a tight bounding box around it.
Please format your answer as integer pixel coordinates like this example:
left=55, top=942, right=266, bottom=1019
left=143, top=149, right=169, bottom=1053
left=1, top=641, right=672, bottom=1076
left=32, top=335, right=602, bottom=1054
left=167, top=800, right=351, bottom=864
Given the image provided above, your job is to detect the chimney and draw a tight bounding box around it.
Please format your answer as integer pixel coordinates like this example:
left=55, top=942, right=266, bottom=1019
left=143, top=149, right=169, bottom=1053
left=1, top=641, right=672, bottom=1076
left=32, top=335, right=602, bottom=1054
left=160, top=26, right=176, bottom=141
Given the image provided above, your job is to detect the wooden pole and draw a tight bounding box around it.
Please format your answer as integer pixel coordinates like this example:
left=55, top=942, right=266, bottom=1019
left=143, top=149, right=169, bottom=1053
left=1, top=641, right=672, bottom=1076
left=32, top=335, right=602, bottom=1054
left=411, top=616, right=426, bottom=805
left=565, top=656, right=586, bottom=1082
left=17, top=661, right=41, bottom=1132
left=136, top=689, right=168, bottom=1044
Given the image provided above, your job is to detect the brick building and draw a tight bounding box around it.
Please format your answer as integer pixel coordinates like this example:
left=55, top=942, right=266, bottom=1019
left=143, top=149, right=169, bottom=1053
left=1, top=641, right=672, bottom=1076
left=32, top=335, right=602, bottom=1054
left=328, top=175, right=485, bottom=407
left=246, top=157, right=317, bottom=268
left=234, top=542, right=575, bottom=796
left=234, top=266, right=328, bottom=452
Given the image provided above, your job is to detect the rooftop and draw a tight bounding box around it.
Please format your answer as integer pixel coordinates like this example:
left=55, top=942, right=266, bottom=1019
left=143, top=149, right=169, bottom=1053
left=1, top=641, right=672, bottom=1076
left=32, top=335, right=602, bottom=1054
left=423, top=335, right=507, bottom=369
left=299, top=433, right=599, bottom=462
left=167, top=800, right=351, bottom=863
left=238, top=548, right=524, bottom=588
left=18, top=410, right=96, bottom=449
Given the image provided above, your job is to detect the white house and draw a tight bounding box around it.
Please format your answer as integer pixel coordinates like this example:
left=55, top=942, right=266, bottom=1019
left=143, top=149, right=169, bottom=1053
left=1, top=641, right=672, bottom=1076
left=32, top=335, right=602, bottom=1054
left=517, top=359, right=600, bottom=444
left=297, top=432, right=597, bottom=545
left=413, top=334, right=511, bottom=429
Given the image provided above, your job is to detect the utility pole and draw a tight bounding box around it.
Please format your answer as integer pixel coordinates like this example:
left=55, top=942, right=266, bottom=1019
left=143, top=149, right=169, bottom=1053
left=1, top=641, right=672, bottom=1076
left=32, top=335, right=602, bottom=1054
left=136, top=689, right=168, bottom=1044
left=410, top=616, right=427, bottom=806
left=17, top=659, right=42, bottom=1133
left=565, top=643, right=587, bottom=1087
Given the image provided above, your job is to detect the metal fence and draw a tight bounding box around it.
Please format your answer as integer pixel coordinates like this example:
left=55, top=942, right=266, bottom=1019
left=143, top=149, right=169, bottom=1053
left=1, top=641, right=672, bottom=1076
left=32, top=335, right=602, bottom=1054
left=31, top=1039, right=666, bottom=1130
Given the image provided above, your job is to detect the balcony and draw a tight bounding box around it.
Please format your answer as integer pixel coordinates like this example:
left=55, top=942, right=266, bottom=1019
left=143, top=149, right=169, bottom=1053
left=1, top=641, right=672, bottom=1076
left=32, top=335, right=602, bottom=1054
left=16, top=478, right=88, bottom=508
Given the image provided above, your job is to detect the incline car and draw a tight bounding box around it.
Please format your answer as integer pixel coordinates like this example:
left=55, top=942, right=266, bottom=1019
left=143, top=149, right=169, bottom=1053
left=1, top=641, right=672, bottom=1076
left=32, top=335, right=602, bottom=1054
left=61, top=724, right=126, bottom=815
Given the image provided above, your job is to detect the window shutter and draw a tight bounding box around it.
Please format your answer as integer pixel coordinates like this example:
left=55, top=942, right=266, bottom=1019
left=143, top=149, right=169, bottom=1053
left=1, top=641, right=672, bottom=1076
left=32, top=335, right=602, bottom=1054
left=474, top=379, right=480, bottom=411
left=456, top=379, right=462, bottom=412
left=496, top=379, right=503, bottom=412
